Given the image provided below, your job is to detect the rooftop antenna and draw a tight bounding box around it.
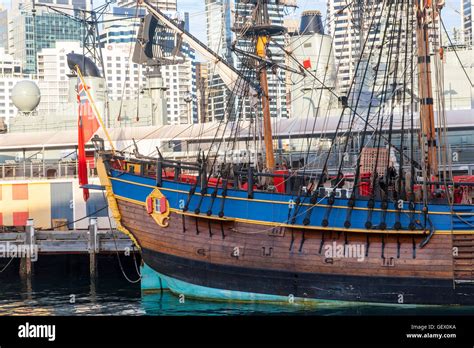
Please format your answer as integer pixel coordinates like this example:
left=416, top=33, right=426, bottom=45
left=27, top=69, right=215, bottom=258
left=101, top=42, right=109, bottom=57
left=32, top=0, right=116, bottom=74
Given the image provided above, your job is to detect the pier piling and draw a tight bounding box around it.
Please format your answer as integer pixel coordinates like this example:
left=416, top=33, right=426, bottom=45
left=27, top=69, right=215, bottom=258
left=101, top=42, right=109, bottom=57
left=88, top=218, right=98, bottom=279
left=19, top=218, right=35, bottom=279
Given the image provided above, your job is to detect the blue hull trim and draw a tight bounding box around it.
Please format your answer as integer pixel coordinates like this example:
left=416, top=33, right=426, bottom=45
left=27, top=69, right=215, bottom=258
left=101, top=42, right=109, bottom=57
left=109, top=170, right=474, bottom=232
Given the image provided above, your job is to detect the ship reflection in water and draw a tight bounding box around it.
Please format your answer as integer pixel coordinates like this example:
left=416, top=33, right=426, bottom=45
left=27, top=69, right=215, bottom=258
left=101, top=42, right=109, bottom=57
left=0, top=259, right=473, bottom=315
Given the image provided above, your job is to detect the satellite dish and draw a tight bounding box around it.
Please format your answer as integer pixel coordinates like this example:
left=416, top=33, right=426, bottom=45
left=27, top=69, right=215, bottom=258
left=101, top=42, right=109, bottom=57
left=11, top=80, right=41, bottom=113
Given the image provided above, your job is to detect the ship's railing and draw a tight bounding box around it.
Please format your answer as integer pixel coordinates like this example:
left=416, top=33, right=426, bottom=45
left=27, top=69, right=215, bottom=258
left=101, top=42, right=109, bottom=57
left=0, top=160, right=97, bottom=181
left=3, top=143, right=474, bottom=181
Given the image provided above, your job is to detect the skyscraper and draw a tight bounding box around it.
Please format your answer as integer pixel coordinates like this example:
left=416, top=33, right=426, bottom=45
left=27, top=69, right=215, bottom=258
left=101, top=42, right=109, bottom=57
left=0, top=6, right=8, bottom=52
left=326, top=0, right=384, bottom=94
left=100, top=6, right=146, bottom=45
left=327, top=0, right=439, bottom=97
left=8, top=0, right=88, bottom=74
left=0, top=47, right=23, bottom=123
left=100, top=0, right=177, bottom=45
left=462, top=0, right=473, bottom=45
left=36, top=41, right=82, bottom=116
left=205, top=0, right=288, bottom=121
left=205, top=0, right=234, bottom=121
left=104, top=0, right=198, bottom=124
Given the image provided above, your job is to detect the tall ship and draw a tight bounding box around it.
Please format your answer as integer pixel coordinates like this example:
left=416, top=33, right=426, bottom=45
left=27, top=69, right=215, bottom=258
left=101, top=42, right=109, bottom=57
left=84, top=0, right=474, bottom=305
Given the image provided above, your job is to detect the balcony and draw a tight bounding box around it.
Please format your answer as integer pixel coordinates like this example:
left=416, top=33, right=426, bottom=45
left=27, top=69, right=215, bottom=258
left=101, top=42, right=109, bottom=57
left=0, top=159, right=96, bottom=181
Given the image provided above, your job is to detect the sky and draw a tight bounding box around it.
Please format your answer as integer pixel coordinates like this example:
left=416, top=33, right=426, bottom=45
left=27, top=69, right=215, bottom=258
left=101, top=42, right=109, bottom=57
left=176, top=0, right=462, bottom=44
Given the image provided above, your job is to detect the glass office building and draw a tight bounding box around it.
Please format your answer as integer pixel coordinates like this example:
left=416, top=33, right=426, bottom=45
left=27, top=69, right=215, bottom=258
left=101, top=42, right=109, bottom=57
left=10, top=12, right=85, bottom=74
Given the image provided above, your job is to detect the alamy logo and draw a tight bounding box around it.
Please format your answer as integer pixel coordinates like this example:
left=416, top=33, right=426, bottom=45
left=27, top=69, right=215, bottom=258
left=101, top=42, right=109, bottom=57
left=0, top=242, right=38, bottom=262
left=324, top=241, right=365, bottom=262
left=18, top=322, right=56, bottom=341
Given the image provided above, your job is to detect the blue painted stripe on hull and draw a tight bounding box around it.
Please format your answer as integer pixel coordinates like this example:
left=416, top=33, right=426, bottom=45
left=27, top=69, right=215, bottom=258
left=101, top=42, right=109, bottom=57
left=109, top=170, right=474, bottom=232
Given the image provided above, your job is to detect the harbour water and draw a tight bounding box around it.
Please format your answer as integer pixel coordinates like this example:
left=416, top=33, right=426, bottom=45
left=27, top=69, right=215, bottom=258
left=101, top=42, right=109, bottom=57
left=0, top=255, right=473, bottom=316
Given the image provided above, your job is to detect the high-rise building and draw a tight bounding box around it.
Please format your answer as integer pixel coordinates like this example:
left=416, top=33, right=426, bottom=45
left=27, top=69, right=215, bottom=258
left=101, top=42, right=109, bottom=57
left=103, top=0, right=197, bottom=124
left=327, top=0, right=439, bottom=96
left=160, top=47, right=198, bottom=124
left=8, top=0, right=88, bottom=74
left=36, top=41, right=82, bottom=116
left=100, top=6, right=146, bottom=45
left=102, top=41, right=197, bottom=125
left=107, top=0, right=178, bottom=59
left=205, top=0, right=288, bottom=121
left=205, top=0, right=234, bottom=122
left=102, top=43, right=147, bottom=101
left=10, top=0, right=88, bottom=15
left=326, top=0, right=383, bottom=94
left=462, top=0, right=473, bottom=45
left=0, top=6, right=8, bottom=51
left=0, top=47, right=23, bottom=123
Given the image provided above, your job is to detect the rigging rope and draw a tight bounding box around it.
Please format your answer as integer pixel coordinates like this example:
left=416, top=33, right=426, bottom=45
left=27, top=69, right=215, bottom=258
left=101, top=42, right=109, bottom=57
left=318, top=0, right=392, bottom=194
left=439, top=18, right=474, bottom=88
left=0, top=256, right=15, bottom=274
left=102, top=190, right=141, bottom=284
left=344, top=0, right=398, bottom=227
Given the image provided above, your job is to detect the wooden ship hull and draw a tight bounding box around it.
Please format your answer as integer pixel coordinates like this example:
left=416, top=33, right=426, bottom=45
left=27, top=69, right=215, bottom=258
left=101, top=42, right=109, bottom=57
left=97, top=155, right=474, bottom=305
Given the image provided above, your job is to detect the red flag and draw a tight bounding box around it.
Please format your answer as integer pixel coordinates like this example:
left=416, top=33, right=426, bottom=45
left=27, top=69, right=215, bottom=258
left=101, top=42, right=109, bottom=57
left=303, top=58, right=312, bottom=69
left=77, top=77, right=100, bottom=201
left=77, top=114, right=89, bottom=201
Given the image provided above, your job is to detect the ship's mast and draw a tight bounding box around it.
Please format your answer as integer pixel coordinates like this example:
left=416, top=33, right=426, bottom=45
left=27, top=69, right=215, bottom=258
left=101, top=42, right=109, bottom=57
left=253, top=0, right=283, bottom=171
left=256, top=0, right=275, bottom=170
left=415, top=0, right=443, bottom=178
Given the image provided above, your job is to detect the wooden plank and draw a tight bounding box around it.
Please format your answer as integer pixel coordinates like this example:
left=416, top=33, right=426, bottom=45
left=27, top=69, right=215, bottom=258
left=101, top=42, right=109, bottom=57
left=117, top=199, right=462, bottom=280
left=0, top=233, right=24, bottom=241
left=37, top=241, right=89, bottom=252
left=99, top=241, right=136, bottom=252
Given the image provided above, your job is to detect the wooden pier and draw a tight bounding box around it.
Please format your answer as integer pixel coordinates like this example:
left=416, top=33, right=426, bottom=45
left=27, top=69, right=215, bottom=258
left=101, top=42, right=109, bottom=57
left=0, top=218, right=137, bottom=278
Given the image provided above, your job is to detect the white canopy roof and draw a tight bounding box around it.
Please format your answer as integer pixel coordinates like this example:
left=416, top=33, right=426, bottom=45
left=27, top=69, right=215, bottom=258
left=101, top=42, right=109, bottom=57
left=0, top=109, right=472, bottom=151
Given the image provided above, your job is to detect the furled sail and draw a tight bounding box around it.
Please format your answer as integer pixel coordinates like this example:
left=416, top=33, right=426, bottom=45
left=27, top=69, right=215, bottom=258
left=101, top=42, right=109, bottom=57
left=133, top=13, right=186, bottom=66
left=139, top=0, right=258, bottom=98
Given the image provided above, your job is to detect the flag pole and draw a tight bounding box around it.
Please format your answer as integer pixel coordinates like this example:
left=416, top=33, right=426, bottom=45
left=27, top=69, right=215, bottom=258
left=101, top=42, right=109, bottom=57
left=75, top=65, right=116, bottom=153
